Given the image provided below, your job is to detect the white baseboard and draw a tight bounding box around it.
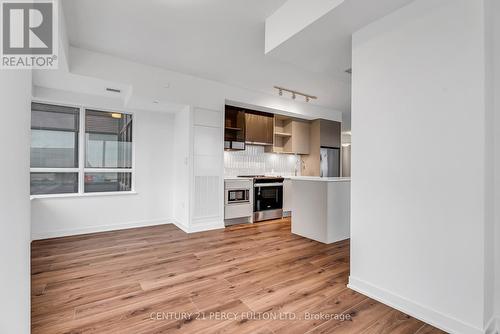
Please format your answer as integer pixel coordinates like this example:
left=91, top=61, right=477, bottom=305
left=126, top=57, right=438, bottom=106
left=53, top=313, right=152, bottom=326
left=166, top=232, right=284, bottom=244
left=189, top=217, right=224, bottom=233
left=32, top=216, right=226, bottom=240
left=31, top=218, right=172, bottom=240
left=189, top=222, right=224, bottom=233
left=171, top=217, right=224, bottom=234
left=348, top=276, right=484, bottom=334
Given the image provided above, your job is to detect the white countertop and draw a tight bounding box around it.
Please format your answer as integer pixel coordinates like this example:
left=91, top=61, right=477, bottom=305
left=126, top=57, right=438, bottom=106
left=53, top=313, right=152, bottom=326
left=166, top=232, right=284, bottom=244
left=224, top=176, right=253, bottom=180
left=224, top=176, right=351, bottom=182
left=286, top=176, right=351, bottom=182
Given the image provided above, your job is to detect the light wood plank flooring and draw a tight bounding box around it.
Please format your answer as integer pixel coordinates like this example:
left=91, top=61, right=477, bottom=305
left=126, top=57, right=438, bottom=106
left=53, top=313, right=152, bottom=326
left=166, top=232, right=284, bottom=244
left=31, top=218, right=446, bottom=334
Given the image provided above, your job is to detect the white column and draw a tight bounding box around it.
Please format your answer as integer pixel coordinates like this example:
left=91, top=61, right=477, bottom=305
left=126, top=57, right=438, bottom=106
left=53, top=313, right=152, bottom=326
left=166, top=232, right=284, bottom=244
left=0, top=70, right=32, bottom=333
left=493, top=0, right=500, bottom=328
left=349, top=0, right=490, bottom=332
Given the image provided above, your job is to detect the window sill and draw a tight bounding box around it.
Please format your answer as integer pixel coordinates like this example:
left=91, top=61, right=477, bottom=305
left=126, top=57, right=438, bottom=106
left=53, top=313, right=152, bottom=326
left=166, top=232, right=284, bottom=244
left=30, top=191, right=138, bottom=200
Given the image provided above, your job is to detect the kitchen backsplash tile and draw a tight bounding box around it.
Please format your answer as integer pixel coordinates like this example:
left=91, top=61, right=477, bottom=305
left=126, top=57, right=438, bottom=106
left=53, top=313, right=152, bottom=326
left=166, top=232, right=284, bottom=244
left=224, top=145, right=300, bottom=177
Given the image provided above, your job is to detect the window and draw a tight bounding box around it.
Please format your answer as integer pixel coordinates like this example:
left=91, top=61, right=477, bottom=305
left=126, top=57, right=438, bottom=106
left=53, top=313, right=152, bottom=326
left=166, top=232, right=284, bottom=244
left=84, top=173, right=132, bottom=193
left=31, top=103, right=79, bottom=168
left=84, top=110, right=133, bottom=193
left=30, top=102, right=134, bottom=196
left=30, top=103, right=80, bottom=195
left=30, top=173, right=79, bottom=195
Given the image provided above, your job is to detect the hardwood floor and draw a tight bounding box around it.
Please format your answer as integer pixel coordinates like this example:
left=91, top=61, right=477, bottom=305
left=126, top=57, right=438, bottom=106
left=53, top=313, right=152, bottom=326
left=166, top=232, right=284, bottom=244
left=31, top=218, right=446, bottom=334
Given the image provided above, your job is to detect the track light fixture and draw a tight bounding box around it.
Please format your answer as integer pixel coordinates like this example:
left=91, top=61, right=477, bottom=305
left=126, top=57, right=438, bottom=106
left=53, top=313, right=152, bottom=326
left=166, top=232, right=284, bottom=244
left=274, top=86, right=317, bottom=103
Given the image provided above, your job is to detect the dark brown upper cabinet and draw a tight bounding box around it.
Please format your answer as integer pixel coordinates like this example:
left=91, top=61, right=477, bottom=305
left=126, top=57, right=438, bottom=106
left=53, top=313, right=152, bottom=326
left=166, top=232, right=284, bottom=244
left=245, top=111, right=274, bottom=146
left=224, top=105, right=246, bottom=150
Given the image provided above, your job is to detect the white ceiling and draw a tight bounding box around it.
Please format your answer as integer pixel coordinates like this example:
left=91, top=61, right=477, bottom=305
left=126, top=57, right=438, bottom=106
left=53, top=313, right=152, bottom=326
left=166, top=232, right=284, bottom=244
left=267, top=0, right=415, bottom=81
left=62, top=0, right=414, bottom=115
left=62, top=0, right=350, bottom=112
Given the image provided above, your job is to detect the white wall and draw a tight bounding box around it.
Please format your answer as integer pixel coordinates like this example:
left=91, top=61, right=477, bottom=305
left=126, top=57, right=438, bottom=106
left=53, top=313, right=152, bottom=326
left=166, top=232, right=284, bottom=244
left=31, top=89, right=177, bottom=239
left=0, top=71, right=32, bottom=333
left=493, top=0, right=500, bottom=329
left=485, top=0, right=497, bottom=331
left=349, top=1, right=489, bottom=333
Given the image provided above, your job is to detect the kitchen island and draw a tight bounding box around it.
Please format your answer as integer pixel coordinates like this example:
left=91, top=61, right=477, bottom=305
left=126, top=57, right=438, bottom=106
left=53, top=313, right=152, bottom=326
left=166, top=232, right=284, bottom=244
left=289, top=177, right=351, bottom=244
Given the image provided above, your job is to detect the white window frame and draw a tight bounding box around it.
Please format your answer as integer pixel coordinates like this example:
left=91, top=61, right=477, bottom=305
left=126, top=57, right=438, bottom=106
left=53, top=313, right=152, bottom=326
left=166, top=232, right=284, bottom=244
left=30, top=99, right=136, bottom=199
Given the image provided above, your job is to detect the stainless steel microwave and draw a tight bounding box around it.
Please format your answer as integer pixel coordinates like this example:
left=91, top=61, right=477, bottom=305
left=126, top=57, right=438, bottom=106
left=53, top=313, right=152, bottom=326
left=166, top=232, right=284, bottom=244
left=226, top=189, right=250, bottom=204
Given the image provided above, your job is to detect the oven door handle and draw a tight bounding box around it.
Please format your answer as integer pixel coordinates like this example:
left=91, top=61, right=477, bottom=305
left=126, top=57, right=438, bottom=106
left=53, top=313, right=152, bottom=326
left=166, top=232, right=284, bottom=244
left=254, top=183, right=283, bottom=188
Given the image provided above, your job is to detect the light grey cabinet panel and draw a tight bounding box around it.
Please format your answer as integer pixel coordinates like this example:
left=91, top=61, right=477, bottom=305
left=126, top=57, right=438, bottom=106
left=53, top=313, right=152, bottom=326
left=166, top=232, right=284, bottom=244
left=320, top=120, right=341, bottom=148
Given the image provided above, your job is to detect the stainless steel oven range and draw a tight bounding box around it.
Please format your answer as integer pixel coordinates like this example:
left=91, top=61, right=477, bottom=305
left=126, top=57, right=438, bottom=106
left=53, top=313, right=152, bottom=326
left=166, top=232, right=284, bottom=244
left=239, top=176, right=284, bottom=222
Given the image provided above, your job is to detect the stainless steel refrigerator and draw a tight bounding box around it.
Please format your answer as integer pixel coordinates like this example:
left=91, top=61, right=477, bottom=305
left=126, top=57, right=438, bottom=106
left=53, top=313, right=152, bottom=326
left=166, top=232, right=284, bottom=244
left=320, top=147, right=340, bottom=177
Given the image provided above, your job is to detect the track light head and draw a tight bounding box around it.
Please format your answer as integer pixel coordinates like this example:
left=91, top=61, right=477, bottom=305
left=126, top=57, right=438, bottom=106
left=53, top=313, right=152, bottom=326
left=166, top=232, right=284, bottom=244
left=274, top=86, right=316, bottom=102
